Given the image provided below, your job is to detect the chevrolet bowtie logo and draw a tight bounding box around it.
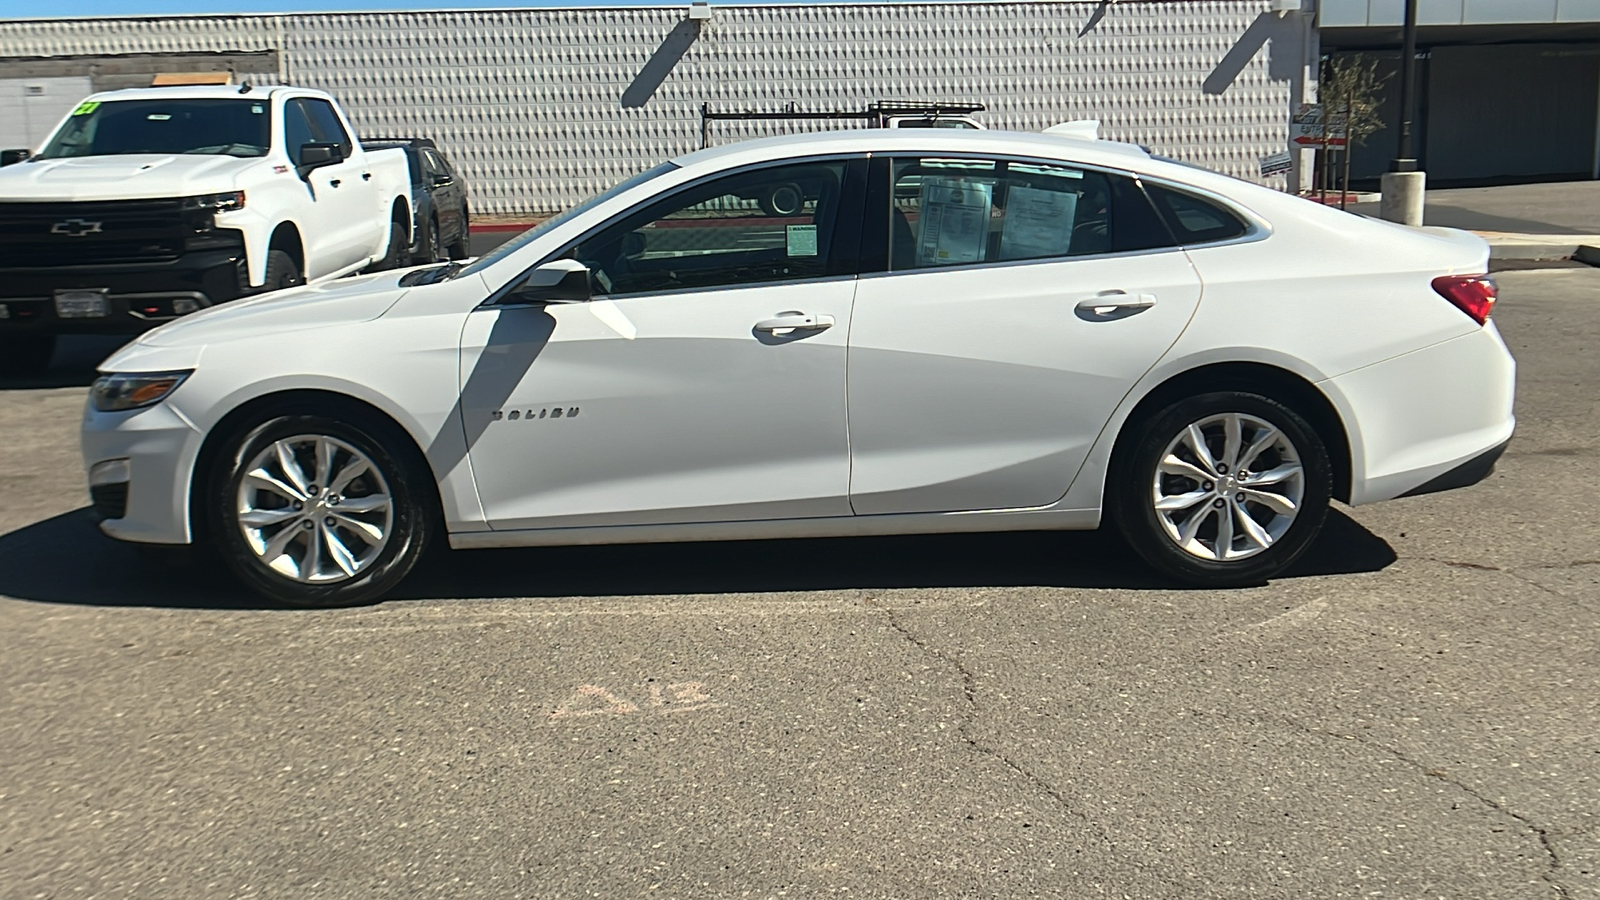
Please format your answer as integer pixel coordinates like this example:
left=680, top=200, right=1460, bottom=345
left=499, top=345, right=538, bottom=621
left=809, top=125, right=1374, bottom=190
left=51, top=218, right=103, bottom=237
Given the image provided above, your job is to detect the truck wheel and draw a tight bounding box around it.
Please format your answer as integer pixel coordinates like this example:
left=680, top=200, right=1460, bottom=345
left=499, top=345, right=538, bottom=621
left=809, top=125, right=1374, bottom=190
left=372, top=216, right=408, bottom=272
left=260, top=250, right=303, bottom=294
left=0, top=335, right=56, bottom=378
left=414, top=216, right=443, bottom=265
left=447, top=207, right=471, bottom=260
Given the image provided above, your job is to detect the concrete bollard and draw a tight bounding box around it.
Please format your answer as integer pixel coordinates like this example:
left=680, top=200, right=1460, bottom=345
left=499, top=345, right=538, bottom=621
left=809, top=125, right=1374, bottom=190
left=1379, top=170, right=1426, bottom=226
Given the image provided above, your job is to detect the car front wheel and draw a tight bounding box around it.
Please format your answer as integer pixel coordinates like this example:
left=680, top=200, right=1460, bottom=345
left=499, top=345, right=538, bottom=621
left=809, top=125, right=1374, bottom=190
left=209, top=405, right=433, bottom=606
left=1109, top=391, right=1332, bottom=587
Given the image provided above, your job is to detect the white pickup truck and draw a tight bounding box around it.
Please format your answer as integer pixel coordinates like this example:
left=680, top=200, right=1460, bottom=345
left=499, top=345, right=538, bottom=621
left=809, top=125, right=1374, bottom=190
left=0, top=82, right=413, bottom=375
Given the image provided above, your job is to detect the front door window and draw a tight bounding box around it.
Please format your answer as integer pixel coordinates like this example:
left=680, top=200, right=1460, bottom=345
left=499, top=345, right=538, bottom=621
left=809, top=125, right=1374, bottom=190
left=573, top=160, right=850, bottom=297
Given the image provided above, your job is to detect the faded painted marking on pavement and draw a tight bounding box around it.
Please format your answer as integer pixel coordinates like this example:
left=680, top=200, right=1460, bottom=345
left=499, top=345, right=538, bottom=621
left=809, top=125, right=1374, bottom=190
left=1232, top=596, right=1328, bottom=636
left=548, top=680, right=721, bottom=721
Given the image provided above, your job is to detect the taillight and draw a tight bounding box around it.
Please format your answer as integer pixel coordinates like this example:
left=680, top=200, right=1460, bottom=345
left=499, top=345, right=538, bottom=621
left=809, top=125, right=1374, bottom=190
left=1431, top=274, right=1497, bottom=325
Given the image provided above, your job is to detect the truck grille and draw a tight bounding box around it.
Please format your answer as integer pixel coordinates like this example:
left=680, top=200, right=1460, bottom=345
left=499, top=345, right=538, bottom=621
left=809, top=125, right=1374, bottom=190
left=0, top=199, right=189, bottom=268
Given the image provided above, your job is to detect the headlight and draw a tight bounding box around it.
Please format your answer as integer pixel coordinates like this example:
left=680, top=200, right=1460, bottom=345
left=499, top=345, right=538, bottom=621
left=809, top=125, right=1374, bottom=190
left=91, top=370, right=192, bottom=412
left=182, top=191, right=246, bottom=212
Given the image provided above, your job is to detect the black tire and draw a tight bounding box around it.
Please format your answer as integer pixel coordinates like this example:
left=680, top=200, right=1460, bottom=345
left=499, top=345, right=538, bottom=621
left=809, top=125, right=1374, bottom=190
left=371, top=215, right=408, bottom=272
left=257, top=249, right=304, bottom=295
left=0, top=334, right=56, bottom=378
left=447, top=207, right=471, bottom=260
left=415, top=215, right=443, bottom=264
left=207, top=402, right=434, bottom=607
left=1107, top=390, right=1332, bottom=587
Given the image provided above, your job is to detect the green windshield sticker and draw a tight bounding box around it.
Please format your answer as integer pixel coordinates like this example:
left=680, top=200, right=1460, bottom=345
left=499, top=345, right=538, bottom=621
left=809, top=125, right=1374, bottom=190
left=71, top=101, right=100, bottom=116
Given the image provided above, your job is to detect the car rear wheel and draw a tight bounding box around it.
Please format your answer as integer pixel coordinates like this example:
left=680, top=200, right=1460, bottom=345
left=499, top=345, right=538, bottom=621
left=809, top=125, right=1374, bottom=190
left=209, top=404, right=433, bottom=607
left=1108, top=391, right=1331, bottom=587
left=0, top=335, right=56, bottom=378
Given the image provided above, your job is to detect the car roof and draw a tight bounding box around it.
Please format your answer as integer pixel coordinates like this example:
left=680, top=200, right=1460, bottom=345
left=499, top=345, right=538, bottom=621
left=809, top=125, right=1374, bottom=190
left=671, top=128, right=1154, bottom=174
left=84, top=85, right=321, bottom=103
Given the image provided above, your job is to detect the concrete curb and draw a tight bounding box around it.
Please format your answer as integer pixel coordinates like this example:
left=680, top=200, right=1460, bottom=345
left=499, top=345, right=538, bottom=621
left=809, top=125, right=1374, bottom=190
left=1479, top=233, right=1600, bottom=262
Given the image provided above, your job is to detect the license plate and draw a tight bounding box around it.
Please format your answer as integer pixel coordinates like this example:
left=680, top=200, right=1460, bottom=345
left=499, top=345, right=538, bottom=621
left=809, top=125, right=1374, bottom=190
left=54, top=290, right=109, bottom=318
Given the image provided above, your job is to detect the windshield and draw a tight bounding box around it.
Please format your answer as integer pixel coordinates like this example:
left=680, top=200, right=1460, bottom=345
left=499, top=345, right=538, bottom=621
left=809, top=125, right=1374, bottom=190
left=36, top=98, right=273, bottom=159
left=459, top=162, right=680, bottom=276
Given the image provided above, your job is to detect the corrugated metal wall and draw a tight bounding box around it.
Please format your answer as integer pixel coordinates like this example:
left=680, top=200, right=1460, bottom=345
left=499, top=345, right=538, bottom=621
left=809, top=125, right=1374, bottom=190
left=0, top=2, right=1292, bottom=216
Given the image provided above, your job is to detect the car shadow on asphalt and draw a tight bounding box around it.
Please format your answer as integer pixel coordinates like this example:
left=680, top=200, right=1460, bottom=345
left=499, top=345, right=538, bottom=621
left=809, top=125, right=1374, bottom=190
left=0, top=507, right=1396, bottom=610
left=0, top=336, right=130, bottom=391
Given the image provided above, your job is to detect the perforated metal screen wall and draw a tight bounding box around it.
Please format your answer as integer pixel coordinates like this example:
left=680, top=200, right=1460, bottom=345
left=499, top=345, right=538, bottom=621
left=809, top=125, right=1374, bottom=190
left=0, top=2, right=1294, bottom=216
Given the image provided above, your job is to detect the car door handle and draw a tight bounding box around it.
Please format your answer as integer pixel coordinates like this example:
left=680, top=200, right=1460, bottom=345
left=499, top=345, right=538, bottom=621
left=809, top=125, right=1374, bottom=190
left=755, top=312, right=835, bottom=334
left=1075, top=292, right=1156, bottom=318
left=362, top=172, right=372, bottom=181
left=329, top=178, right=342, bottom=187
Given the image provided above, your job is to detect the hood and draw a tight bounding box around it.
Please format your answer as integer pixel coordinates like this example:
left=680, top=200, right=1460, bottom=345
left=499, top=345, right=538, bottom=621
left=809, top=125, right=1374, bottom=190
left=139, top=271, right=410, bottom=348
left=0, top=154, right=263, bottom=201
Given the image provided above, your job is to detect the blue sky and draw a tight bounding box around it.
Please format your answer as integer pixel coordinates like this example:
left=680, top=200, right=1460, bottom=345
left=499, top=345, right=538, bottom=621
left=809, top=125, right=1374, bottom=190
left=13, top=0, right=690, bottom=17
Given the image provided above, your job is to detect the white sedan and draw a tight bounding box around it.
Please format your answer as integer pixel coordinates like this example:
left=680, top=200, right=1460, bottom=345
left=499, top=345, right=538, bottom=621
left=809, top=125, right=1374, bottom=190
left=82, top=129, right=1515, bottom=606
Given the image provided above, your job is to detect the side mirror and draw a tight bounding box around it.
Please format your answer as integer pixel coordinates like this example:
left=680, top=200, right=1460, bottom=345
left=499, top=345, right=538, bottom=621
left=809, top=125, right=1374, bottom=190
left=0, top=149, right=31, bottom=167
left=298, top=142, right=342, bottom=169
left=505, top=259, right=591, bottom=305
left=430, top=173, right=453, bottom=187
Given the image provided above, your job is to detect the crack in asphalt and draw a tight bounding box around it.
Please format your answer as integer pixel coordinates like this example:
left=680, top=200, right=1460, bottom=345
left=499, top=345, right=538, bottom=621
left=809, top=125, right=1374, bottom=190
left=1410, top=555, right=1600, bottom=574
left=864, top=598, right=1116, bottom=849
left=1261, top=712, right=1573, bottom=900
left=1408, top=555, right=1595, bottom=604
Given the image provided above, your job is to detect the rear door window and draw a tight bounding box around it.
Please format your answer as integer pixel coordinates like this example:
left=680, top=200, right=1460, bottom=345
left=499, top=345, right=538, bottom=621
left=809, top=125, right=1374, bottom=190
left=886, top=157, right=1175, bottom=271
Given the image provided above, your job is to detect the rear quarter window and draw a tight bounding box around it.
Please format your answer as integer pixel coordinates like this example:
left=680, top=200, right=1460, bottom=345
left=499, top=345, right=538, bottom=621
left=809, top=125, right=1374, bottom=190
left=1144, top=183, right=1250, bottom=245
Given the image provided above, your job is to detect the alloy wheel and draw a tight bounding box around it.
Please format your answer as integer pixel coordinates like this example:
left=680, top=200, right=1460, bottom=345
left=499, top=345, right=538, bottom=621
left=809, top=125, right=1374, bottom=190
left=1151, top=412, right=1305, bottom=562
left=234, top=434, right=393, bottom=583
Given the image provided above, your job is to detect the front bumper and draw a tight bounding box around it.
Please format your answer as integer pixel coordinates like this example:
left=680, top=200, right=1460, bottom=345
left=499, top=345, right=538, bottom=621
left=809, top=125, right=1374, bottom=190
left=82, top=398, right=204, bottom=545
left=0, top=248, right=246, bottom=336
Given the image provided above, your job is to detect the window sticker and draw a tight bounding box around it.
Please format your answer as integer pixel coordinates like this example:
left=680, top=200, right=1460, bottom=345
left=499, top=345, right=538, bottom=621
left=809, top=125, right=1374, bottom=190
left=71, top=101, right=100, bottom=116
left=786, top=224, right=818, bottom=257
left=251, top=104, right=264, bottom=114
left=917, top=177, right=992, bottom=265
left=146, top=114, right=172, bottom=121
left=998, top=185, right=1078, bottom=261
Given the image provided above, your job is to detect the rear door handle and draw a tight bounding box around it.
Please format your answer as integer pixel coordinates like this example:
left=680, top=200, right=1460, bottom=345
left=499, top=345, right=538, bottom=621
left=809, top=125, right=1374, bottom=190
left=755, top=312, right=835, bottom=334
left=329, top=178, right=342, bottom=187
left=1075, top=292, right=1156, bottom=318
left=362, top=172, right=372, bottom=181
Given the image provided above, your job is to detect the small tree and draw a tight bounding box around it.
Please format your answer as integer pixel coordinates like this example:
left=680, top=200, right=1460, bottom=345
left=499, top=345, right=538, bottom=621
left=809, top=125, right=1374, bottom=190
left=1319, top=55, right=1391, bottom=206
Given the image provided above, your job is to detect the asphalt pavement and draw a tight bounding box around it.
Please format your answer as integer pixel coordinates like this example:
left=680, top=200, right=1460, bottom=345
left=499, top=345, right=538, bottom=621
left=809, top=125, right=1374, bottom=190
left=1350, top=181, right=1600, bottom=236
left=1, top=269, right=1597, bottom=899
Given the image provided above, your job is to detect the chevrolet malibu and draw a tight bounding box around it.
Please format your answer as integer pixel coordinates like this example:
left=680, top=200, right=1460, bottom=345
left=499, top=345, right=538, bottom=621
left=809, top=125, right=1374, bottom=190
left=82, top=129, right=1515, bottom=606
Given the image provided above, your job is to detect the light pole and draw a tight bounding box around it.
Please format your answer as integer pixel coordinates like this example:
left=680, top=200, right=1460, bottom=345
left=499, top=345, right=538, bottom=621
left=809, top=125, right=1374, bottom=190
left=1379, top=0, right=1425, bottom=225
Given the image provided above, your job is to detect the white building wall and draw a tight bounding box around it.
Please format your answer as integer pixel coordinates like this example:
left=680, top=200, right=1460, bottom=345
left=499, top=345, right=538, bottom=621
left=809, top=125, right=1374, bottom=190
left=0, top=77, right=93, bottom=150
left=0, top=2, right=1299, bottom=216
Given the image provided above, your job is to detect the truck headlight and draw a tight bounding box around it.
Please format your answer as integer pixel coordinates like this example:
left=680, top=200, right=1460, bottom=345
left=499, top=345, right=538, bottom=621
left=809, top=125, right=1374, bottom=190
left=182, top=191, right=246, bottom=212
left=91, top=370, right=192, bottom=412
